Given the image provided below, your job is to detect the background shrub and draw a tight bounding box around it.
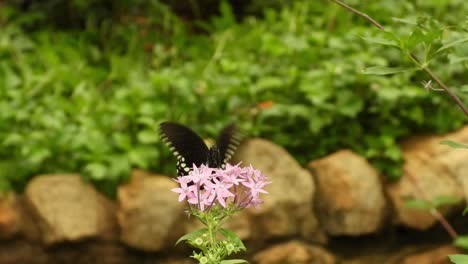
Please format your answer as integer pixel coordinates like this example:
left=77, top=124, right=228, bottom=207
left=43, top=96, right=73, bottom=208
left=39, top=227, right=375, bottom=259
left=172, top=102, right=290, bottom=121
left=0, top=0, right=467, bottom=195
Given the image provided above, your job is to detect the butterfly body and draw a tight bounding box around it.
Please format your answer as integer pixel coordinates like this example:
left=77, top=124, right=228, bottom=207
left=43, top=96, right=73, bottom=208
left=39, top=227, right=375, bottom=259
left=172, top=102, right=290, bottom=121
left=160, top=122, right=243, bottom=176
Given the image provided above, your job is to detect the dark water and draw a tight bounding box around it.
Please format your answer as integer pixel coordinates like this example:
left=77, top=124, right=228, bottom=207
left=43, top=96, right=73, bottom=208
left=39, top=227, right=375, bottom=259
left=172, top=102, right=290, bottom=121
left=328, top=213, right=467, bottom=263
left=1, top=214, right=466, bottom=264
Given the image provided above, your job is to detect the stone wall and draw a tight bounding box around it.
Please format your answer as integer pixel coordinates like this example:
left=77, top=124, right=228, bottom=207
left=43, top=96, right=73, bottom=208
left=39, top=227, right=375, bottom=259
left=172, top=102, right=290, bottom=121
left=2, top=127, right=468, bottom=263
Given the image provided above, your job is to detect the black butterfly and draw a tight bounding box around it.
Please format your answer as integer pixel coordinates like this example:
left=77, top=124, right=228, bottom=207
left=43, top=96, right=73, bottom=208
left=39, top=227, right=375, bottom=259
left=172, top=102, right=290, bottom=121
left=159, top=122, right=244, bottom=176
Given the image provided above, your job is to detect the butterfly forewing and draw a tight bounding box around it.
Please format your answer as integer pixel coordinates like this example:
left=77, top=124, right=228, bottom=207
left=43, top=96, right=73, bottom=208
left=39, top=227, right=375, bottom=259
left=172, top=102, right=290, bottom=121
left=159, top=122, right=209, bottom=176
left=216, top=123, right=245, bottom=168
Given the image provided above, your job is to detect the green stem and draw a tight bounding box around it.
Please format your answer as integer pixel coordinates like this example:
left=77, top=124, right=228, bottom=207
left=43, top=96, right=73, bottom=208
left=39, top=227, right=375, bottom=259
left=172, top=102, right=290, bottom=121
left=207, top=211, right=221, bottom=250
left=208, top=220, right=216, bottom=247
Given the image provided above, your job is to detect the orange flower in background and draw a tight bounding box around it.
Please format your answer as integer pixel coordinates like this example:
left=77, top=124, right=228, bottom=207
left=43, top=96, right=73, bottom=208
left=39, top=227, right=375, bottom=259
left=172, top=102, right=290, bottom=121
left=144, top=43, right=154, bottom=52
left=257, top=100, right=275, bottom=110
left=134, top=16, right=148, bottom=25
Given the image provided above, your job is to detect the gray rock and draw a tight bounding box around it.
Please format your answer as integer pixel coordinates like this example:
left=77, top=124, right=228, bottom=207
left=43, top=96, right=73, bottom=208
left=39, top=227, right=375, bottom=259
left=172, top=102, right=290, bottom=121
left=0, top=192, right=42, bottom=241
left=228, top=138, right=325, bottom=243
left=434, top=126, right=468, bottom=203
left=117, top=170, right=186, bottom=251
left=402, top=245, right=461, bottom=264
left=0, top=192, right=21, bottom=239
left=387, top=127, right=467, bottom=230
left=253, top=240, right=336, bottom=264
left=308, top=150, right=387, bottom=236
left=25, top=174, right=117, bottom=245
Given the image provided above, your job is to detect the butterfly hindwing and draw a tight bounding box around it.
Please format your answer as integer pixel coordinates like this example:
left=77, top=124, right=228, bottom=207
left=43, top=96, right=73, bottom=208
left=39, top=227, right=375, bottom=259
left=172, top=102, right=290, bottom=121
left=216, top=123, right=244, bottom=169
left=159, top=122, right=209, bottom=176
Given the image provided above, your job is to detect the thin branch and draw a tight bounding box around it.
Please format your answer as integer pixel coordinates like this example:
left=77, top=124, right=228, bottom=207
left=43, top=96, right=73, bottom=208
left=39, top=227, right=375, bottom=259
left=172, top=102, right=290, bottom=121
left=330, top=0, right=385, bottom=30
left=423, top=63, right=468, bottom=116
left=330, top=0, right=468, bottom=117
left=203, top=31, right=230, bottom=76
left=405, top=168, right=458, bottom=240
left=430, top=208, right=459, bottom=239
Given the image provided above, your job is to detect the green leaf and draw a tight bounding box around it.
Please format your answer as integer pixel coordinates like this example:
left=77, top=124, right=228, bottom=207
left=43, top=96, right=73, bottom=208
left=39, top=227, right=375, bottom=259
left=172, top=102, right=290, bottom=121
left=2, top=133, right=24, bottom=146
left=0, top=177, right=12, bottom=193
left=455, top=236, right=468, bottom=250
left=392, top=17, right=417, bottom=25
left=406, top=29, right=425, bottom=50
left=84, top=163, right=108, bottom=180
left=440, top=140, right=468, bottom=149
left=175, top=228, right=208, bottom=245
left=220, top=228, right=246, bottom=251
left=448, top=254, right=468, bottom=264
left=404, top=198, right=432, bottom=210
left=137, top=130, right=159, bottom=144
left=362, top=66, right=412, bottom=75
left=29, top=148, right=51, bottom=164
left=361, top=31, right=400, bottom=48
left=432, top=196, right=460, bottom=208
left=437, top=37, right=468, bottom=53
left=255, top=76, right=283, bottom=91
left=113, top=133, right=132, bottom=150
left=449, top=56, right=468, bottom=64
left=221, top=260, right=249, bottom=264
left=463, top=207, right=468, bottom=216
left=361, top=37, right=399, bottom=48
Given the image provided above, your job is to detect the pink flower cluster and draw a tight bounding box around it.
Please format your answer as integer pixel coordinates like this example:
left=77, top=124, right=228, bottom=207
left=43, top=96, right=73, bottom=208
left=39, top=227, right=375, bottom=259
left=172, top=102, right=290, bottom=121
left=171, top=163, right=271, bottom=211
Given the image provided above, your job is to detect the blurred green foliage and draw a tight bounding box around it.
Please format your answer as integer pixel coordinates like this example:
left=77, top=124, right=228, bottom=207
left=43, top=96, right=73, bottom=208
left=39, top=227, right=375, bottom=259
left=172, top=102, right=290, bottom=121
left=0, top=0, right=467, bottom=195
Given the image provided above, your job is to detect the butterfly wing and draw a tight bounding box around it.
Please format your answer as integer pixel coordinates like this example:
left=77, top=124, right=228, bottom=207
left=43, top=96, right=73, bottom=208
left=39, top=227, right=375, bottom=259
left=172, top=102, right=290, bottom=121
left=215, top=123, right=244, bottom=167
left=159, top=122, right=209, bottom=176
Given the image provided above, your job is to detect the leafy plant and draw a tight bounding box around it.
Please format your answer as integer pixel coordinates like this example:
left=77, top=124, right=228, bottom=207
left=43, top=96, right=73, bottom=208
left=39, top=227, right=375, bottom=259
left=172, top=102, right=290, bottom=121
left=440, top=140, right=468, bottom=149
left=404, top=196, right=461, bottom=210
left=171, top=164, right=271, bottom=264
left=0, top=0, right=467, bottom=194
left=449, top=254, right=468, bottom=264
